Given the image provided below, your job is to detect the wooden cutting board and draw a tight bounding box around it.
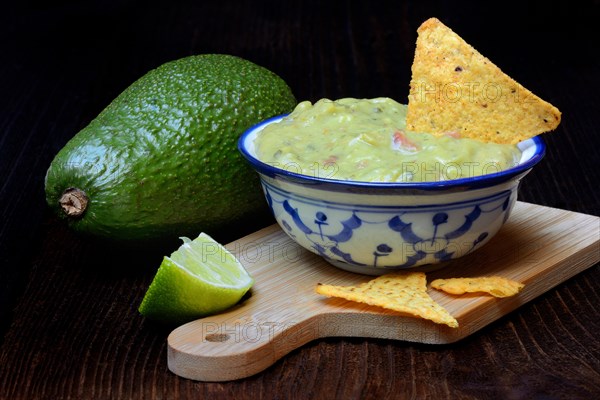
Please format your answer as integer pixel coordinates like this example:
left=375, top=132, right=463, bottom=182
left=167, top=202, right=599, bottom=382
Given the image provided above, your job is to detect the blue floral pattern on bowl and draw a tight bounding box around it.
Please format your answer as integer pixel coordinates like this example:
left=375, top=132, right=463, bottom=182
left=262, top=181, right=516, bottom=274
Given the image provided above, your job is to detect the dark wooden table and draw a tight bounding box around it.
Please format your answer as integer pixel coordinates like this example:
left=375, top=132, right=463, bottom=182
left=1, top=1, right=599, bottom=399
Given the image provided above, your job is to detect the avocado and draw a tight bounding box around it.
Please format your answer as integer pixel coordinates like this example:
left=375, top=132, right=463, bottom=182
left=45, top=54, right=296, bottom=241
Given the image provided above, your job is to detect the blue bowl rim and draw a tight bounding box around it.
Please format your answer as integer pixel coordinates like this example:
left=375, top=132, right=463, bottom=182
left=238, top=114, right=546, bottom=191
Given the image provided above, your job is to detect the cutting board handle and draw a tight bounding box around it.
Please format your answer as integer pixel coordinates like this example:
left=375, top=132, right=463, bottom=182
left=167, top=305, right=320, bottom=382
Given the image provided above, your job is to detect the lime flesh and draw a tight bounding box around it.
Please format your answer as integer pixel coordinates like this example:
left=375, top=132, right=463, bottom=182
left=138, top=233, right=253, bottom=324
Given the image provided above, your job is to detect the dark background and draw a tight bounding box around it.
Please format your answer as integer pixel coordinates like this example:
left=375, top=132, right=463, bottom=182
left=1, top=1, right=599, bottom=399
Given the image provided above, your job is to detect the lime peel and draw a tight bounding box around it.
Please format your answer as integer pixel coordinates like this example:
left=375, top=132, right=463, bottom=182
left=139, top=233, right=253, bottom=324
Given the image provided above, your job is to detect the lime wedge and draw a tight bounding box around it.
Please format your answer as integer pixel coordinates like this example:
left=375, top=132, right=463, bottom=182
left=138, top=233, right=254, bottom=324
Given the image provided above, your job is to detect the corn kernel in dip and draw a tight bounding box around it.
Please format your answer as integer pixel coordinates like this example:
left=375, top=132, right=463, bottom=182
left=254, top=98, right=522, bottom=183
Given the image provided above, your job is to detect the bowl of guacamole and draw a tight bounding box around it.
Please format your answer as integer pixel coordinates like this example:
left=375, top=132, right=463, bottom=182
left=238, top=98, right=545, bottom=275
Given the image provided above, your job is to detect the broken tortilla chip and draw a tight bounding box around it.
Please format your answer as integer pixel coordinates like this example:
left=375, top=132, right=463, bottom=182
left=406, top=17, right=561, bottom=144
left=430, top=276, right=525, bottom=298
left=316, top=272, right=458, bottom=328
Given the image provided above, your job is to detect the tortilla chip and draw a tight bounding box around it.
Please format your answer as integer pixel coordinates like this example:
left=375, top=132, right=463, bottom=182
left=316, top=272, right=458, bottom=328
left=406, top=17, right=561, bottom=144
left=430, top=276, right=524, bottom=298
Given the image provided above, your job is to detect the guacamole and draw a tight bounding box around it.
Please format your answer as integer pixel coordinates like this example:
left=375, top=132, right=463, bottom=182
left=253, top=98, right=522, bottom=182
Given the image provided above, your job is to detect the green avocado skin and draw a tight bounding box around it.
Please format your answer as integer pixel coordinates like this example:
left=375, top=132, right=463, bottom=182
left=45, top=54, right=296, bottom=241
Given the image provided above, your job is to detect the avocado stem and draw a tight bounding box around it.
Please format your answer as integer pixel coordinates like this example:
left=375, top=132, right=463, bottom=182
left=59, top=188, right=89, bottom=217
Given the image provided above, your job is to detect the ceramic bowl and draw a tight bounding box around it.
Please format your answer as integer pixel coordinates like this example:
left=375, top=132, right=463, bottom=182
left=238, top=116, right=545, bottom=275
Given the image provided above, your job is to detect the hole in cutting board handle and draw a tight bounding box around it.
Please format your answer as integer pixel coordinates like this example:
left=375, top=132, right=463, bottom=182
left=204, top=333, right=231, bottom=342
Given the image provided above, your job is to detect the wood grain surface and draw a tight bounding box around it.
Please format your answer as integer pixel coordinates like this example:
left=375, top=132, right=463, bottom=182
left=168, top=202, right=599, bottom=381
left=1, top=0, right=599, bottom=399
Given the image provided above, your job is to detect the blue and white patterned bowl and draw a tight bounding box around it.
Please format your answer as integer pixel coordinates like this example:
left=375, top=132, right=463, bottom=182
left=238, top=116, right=546, bottom=275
